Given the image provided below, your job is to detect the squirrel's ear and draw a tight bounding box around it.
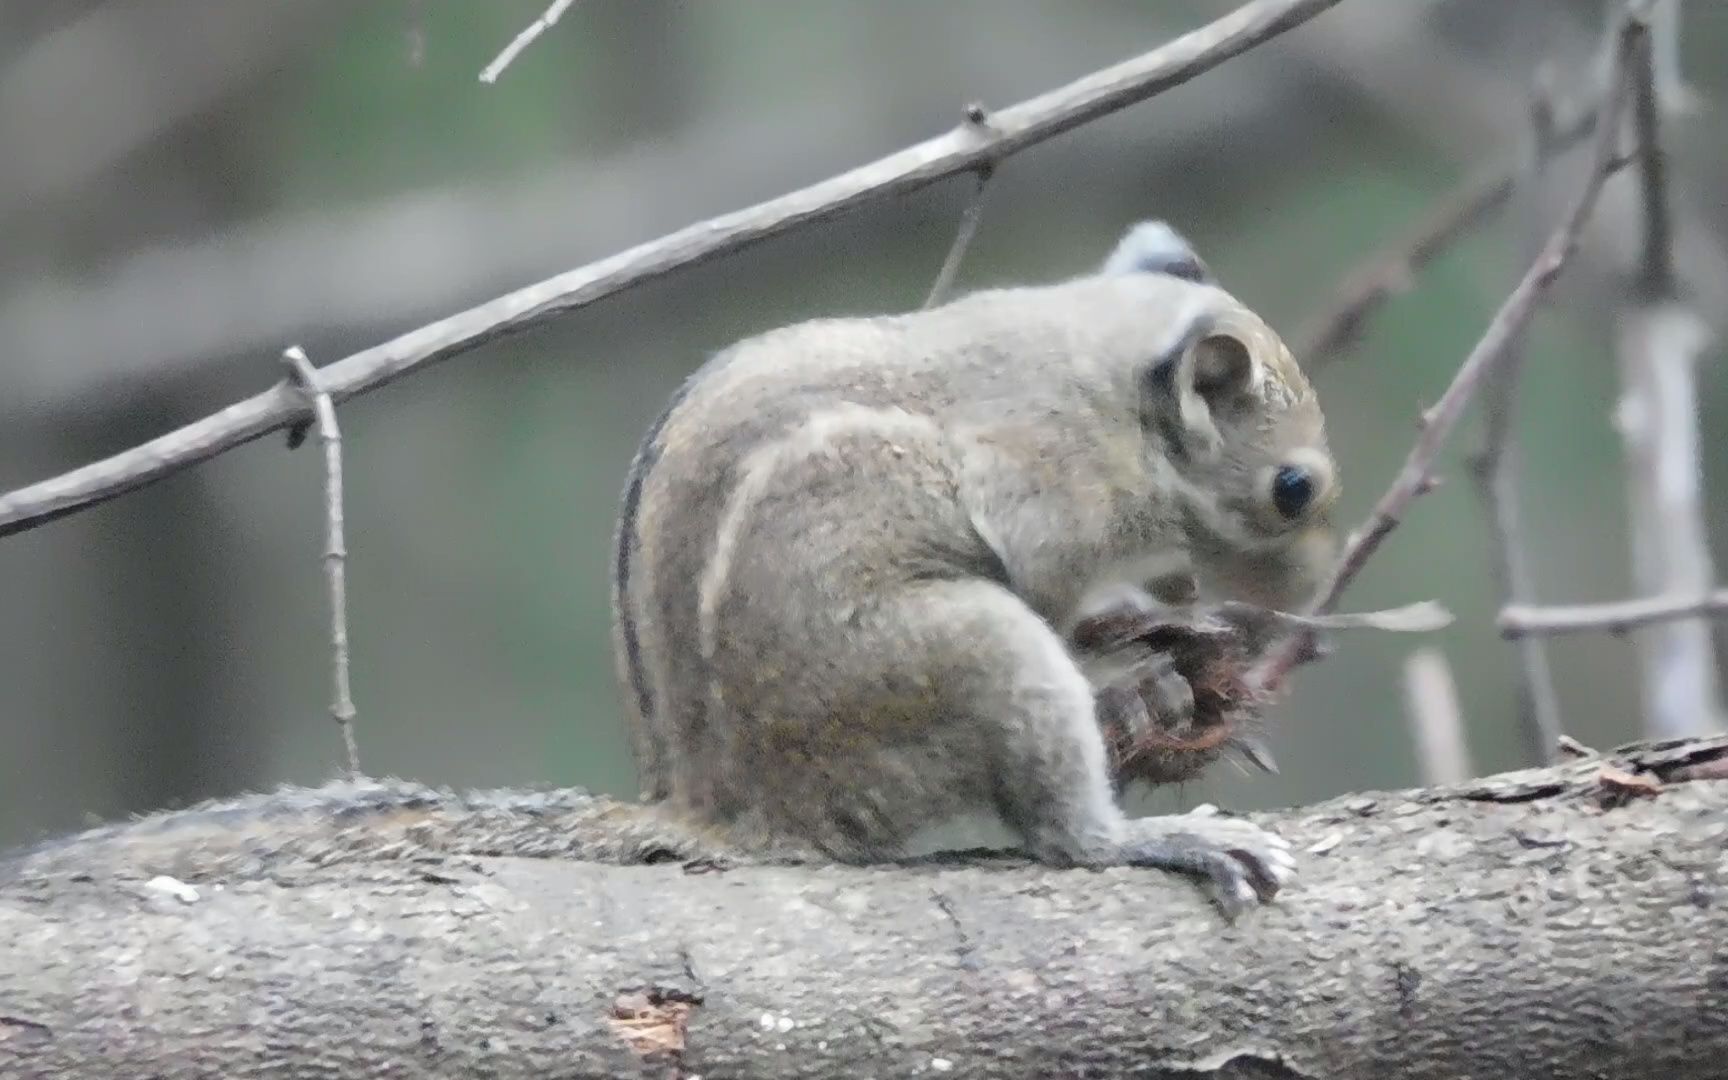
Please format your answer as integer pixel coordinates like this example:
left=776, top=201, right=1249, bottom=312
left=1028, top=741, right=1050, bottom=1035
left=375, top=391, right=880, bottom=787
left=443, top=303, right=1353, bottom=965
left=1141, top=321, right=1258, bottom=462
left=1101, top=220, right=1215, bottom=285
left=1189, top=332, right=1255, bottom=400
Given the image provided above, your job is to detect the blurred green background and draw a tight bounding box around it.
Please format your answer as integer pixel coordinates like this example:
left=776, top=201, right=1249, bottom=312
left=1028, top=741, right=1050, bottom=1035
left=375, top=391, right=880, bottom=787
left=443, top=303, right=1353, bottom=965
left=2, top=0, right=1725, bottom=848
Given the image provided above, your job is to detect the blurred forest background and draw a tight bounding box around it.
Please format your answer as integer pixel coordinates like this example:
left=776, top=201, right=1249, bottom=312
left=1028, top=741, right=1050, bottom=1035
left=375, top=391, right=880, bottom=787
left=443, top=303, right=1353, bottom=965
left=3, top=0, right=1726, bottom=849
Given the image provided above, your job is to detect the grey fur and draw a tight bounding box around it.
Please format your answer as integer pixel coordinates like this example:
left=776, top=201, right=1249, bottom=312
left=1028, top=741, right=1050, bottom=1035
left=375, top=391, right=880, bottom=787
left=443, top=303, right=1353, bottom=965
left=1101, top=220, right=1214, bottom=283
left=610, top=221, right=1336, bottom=915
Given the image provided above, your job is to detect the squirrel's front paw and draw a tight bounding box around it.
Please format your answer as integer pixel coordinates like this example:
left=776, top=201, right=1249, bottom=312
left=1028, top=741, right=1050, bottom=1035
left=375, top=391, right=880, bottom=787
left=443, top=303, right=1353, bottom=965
left=1117, top=811, right=1294, bottom=919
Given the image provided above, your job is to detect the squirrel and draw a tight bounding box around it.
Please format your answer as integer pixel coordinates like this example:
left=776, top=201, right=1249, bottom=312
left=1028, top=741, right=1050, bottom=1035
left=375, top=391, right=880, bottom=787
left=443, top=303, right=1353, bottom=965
left=611, top=220, right=1338, bottom=915
left=4, top=222, right=1336, bottom=921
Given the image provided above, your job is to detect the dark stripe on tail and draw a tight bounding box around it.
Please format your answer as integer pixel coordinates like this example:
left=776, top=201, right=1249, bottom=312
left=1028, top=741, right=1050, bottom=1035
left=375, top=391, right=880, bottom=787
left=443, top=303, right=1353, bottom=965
left=614, top=385, right=689, bottom=729
left=613, top=346, right=741, bottom=755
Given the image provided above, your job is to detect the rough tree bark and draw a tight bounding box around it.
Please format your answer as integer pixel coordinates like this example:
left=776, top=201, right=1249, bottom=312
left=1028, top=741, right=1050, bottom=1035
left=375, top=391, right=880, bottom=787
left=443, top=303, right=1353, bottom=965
left=2, top=736, right=1726, bottom=1080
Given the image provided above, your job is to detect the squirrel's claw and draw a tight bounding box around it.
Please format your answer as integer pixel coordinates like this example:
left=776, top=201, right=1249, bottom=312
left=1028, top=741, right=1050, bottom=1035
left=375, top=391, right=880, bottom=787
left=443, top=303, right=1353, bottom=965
left=1116, top=813, right=1295, bottom=919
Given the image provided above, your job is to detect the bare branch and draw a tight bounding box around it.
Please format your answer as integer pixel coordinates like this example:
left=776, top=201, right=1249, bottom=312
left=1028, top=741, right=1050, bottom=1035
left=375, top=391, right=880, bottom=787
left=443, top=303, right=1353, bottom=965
left=0, top=0, right=1345, bottom=540
left=7, top=737, right=1728, bottom=1077
left=478, top=0, right=579, bottom=85
left=1500, top=590, right=1728, bottom=639
left=1628, top=22, right=1675, bottom=297
left=923, top=118, right=996, bottom=311
left=1296, top=99, right=1605, bottom=365
left=280, top=347, right=360, bottom=775
left=1613, top=2, right=1725, bottom=737
left=1402, top=646, right=1472, bottom=784
left=1, top=54, right=1334, bottom=415
left=1468, top=79, right=1565, bottom=766
left=1308, top=24, right=1635, bottom=617
left=1249, top=14, right=1641, bottom=695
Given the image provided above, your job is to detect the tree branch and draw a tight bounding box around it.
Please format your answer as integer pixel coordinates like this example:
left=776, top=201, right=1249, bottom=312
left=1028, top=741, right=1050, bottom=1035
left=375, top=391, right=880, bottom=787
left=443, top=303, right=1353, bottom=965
left=1469, top=81, right=1566, bottom=766
left=1501, top=589, right=1728, bottom=639
left=1248, top=13, right=1641, bottom=697
left=1612, top=0, right=1725, bottom=737
left=923, top=116, right=996, bottom=311
left=478, top=0, right=579, bottom=85
left=1295, top=95, right=1611, bottom=366
left=4, top=736, right=1727, bottom=1077
left=0, top=0, right=1344, bottom=540
left=1628, top=11, right=1676, bottom=298
left=1312, top=24, right=1631, bottom=616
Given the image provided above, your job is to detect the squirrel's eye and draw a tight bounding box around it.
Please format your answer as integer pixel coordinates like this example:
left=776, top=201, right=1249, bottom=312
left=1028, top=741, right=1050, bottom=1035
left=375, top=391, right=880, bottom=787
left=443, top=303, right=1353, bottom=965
left=1271, top=464, right=1314, bottom=519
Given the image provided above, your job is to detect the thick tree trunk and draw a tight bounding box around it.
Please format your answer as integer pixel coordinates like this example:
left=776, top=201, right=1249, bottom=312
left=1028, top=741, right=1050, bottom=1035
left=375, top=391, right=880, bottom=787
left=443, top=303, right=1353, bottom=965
left=3, top=737, right=1726, bottom=1079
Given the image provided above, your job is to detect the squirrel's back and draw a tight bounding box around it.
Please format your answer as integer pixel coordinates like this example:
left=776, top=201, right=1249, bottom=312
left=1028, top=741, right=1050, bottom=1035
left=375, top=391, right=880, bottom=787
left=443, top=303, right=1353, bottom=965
left=611, top=273, right=1219, bottom=805
left=609, top=225, right=1332, bottom=882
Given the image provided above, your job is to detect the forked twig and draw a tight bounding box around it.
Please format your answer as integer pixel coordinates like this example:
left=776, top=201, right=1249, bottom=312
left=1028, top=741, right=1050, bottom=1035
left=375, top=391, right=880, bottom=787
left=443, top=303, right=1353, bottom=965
left=1251, top=12, right=1643, bottom=693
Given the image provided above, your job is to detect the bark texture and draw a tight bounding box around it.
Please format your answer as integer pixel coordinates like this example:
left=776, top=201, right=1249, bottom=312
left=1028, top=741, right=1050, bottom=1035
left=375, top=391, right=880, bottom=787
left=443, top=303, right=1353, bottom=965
left=3, top=737, right=1727, bottom=1079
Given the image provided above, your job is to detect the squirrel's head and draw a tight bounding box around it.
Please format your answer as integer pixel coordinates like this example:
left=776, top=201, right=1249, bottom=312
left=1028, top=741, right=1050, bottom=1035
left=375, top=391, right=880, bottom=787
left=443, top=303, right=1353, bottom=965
left=1099, top=222, right=1339, bottom=609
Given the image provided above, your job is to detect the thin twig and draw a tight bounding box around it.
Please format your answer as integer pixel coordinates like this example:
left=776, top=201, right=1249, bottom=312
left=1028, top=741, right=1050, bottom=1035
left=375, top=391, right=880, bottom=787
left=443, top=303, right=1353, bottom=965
left=1500, top=590, right=1728, bottom=639
left=281, top=347, right=361, bottom=776
left=1628, top=20, right=1675, bottom=297
left=1402, top=647, right=1472, bottom=785
left=1249, top=13, right=1641, bottom=694
left=1312, top=26, right=1633, bottom=616
left=923, top=122, right=996, bottom=311
left=478, top=0, right=578, bottom=85
left=1468, top=79, right=1565, bottom=766
left=0, top=0, right=1346, bottom=540
left=1297, top=100, right=1602, bottom=365
left=1611, top=0, right=1724, bottom=736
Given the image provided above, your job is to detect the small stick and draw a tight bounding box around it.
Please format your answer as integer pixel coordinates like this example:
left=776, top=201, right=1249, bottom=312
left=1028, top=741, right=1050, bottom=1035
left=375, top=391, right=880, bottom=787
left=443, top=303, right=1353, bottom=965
left=923, top=166, right=994, bottom=310
left=924, top=108, right=998, bottom=310
left=1500, top=590, right=1728, bottom=640
left=1403, top=647, right=1472, bottom=785
left=281, top=347, right=361, bottom=775
left=1297, top=100, right=1604, bottom=365
left=479, top=0, right=578, bottom=85
left=1249, top=12, right=1642, bottom=693
left=1468, top=78, right=1566, bottom=766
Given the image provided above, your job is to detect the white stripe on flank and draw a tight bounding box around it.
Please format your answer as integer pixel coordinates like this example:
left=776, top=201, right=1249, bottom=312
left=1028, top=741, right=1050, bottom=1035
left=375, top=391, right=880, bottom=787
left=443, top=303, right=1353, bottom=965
left=696, top=404, right=946, bottom=666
